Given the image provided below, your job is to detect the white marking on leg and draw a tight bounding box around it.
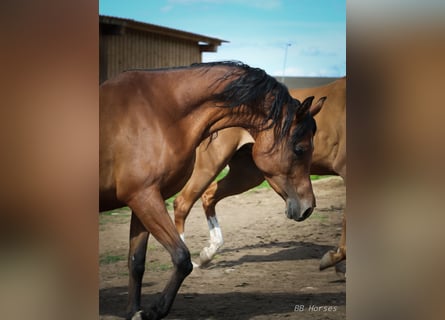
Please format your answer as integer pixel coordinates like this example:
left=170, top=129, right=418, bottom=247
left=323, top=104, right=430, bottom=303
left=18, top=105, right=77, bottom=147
left=207, top=215, right=223, bottom=248
left=200, top=215, right=224, bottom=265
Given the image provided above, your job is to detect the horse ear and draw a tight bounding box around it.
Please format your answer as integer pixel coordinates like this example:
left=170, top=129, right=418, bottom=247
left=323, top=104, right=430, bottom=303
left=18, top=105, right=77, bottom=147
left=309, top=96, right=326, bottom=117
left=299, top=96, right=315, bottom=114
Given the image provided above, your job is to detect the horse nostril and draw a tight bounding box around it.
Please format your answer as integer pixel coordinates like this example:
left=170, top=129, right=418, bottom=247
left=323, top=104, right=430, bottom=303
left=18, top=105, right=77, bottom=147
left=302, top=207, right=313, bottom=220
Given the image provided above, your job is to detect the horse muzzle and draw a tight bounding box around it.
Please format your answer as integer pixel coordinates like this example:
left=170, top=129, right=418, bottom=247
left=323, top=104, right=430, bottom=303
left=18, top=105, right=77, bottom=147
left=285, top=198, right=314, bottom=221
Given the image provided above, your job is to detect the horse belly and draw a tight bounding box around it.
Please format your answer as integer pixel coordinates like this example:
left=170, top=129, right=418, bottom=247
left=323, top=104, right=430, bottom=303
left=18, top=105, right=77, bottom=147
left=99, top=188, right=126, bottom=212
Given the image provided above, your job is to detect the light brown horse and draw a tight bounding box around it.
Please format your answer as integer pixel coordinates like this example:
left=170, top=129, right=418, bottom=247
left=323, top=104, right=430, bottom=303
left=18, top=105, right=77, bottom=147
left=174, top=76, right=346, bottom=272
left=100, top=61, right=323, bottom=320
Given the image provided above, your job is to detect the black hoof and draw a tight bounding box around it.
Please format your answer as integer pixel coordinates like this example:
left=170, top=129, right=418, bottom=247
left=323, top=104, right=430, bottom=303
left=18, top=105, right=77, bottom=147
left=335, top=260, right=346, bottom=279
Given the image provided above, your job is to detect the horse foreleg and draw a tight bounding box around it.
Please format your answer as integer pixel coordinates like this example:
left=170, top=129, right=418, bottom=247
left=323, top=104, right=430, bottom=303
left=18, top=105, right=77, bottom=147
left=200, top=146, right=264, bottom=266
left=127, top=188, right=193, bottom=320
left=320, top=214, right=346, bottom=273
left=126, top=212, right=150, bottom=319
left=320, top=166, right=346, bottom=276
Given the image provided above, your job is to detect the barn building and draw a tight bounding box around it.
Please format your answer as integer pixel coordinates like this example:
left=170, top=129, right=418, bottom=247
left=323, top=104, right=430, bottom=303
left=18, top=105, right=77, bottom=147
left=99, top=15, right=227, bottom=83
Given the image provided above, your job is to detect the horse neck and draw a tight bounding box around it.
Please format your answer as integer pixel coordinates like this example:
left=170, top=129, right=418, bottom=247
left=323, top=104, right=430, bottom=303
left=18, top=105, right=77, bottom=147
left=171, top=67, right=271, bottom=145
left=180, top=103, right=267, bottom=147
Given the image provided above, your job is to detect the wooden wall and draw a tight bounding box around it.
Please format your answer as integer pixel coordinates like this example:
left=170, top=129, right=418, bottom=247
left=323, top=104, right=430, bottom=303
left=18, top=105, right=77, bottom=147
left=100, top=29, right=202, bottom=83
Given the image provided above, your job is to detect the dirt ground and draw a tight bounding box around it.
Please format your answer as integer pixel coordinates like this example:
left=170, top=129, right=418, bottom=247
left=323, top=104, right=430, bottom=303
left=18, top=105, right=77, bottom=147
left=99, top=176, right=346, bottom=319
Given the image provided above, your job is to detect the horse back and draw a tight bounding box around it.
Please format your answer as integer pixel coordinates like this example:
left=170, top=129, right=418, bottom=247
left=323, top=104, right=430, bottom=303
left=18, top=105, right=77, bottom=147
left=290, top=77, right=346, bottom=177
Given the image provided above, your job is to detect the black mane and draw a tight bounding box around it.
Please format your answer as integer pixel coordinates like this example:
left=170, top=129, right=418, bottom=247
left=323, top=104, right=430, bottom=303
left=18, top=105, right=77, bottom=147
left=126, top=61, right=315, bottom=144
left=192, top=61, right=314, bottom=143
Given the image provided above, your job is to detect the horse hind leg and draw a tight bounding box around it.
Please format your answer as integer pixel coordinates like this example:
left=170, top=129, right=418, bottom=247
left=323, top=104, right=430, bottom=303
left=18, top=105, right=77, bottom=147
left=199, top=180, right=224, bottom=266
left=127, top=188, right=193, bottom=320
left=200, top=145, right=264, bottom=266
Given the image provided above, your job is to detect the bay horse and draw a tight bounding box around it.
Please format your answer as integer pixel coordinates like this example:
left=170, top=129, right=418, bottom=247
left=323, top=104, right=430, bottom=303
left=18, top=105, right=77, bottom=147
left=100, top=61, right=323, bottom=320
left=173, top=76, right=346, bottom=272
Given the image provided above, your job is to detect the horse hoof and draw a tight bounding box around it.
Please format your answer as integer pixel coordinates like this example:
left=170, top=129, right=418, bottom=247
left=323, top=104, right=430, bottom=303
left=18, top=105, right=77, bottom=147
left=199, top=253, right=212, bottom=267
left=335, top=260, right=346, bottom=279
left=319, top=250, right=335, bottom=271
left=199, top=248, right=214, bottom=266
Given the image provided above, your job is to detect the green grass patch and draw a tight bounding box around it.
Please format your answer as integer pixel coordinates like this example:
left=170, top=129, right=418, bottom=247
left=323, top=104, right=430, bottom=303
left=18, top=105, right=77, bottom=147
left=215, top=167, right=229, bottom=180
left=256, top=180, right=270, bottom=189
left=147, top=244, right=157, bottom=250
left=147, top=261, right=172, bottom=272
left=311, top=175, right=334, bottom=181
left=165, top=197, right=176, bottom=210
left=100, top=253, right=126, bottom=265
left=310, top=211, right=328, bottom=222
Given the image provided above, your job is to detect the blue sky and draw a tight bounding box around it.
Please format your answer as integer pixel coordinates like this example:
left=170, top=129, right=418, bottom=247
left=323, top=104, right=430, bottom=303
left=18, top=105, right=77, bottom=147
left=99, top=0, right=345, bottom=77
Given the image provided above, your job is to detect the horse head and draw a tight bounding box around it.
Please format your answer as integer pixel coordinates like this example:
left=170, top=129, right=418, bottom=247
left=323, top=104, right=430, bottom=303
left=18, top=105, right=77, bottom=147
left=252, top=96, right=325, bottom=221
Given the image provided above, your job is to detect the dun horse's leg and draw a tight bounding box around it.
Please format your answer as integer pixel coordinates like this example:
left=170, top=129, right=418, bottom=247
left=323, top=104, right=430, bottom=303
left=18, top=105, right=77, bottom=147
left=319, top=214, right=346, bottom=272
left=127, top=188, right=193, bottom=320
left=173, top=170, right=222, bottom=243
left=127, top=212, right=150, bottom=319
left=334, top=214, right=347, bottom=277
left=200, top=146, right=264, bottom=266
left=174, top=146, right=236, bottom=242
left=320, top=169, right=347, bottom=275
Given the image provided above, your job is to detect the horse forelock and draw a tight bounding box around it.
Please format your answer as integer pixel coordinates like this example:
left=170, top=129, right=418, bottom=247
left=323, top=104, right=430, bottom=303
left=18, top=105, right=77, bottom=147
left=290, top=111, right=317, bottom=147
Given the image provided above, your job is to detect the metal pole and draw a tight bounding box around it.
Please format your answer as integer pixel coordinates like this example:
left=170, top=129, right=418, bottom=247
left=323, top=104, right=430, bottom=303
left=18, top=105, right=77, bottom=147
left=281, top=42, right=291, bottom=83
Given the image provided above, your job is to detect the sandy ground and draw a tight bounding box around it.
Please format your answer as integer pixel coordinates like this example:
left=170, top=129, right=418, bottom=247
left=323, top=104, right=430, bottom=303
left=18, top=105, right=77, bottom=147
left=99, top=176, right=346, bottom=319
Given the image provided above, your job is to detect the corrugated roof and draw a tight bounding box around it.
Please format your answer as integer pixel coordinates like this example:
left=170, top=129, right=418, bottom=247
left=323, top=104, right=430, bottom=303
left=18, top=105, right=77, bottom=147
left=100, top=15, right=227, bottom=52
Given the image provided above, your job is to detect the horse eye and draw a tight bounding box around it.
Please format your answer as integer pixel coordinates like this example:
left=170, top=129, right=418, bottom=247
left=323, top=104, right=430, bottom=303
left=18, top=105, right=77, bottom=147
left=294, top=145, right=306, bottom=157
